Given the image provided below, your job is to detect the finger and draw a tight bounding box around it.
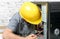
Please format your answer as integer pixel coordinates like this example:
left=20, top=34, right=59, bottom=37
left=29, top=34, right=35, bottom=37
left=32, top=35, right=37, bottom=39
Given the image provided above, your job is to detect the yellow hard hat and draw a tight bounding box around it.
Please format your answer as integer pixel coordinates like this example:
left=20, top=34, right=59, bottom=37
left=19, top=2, right=42, bottom=25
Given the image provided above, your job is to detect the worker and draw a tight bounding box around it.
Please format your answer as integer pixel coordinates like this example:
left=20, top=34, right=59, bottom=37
left=3, top=2, right=43, bottom=39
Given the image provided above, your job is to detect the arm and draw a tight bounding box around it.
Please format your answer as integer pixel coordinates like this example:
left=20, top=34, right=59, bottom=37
left=3, top=28, right=25, bottom=39
left=3, top=28, right=37, bottom=39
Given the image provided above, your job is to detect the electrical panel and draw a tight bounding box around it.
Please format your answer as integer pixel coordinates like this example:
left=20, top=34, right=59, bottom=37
left=48, top=2, right=60, bottom=39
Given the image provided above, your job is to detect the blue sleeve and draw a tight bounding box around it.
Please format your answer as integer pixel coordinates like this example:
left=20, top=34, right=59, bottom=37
left=7, top=13, right=20, bottom=31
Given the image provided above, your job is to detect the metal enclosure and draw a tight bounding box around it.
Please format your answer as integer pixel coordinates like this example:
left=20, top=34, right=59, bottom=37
left=48, top=2, right=60, bottom=39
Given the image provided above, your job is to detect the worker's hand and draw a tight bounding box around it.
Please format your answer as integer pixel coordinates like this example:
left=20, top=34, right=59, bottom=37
left=25, top=34, right=37, bottom=39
